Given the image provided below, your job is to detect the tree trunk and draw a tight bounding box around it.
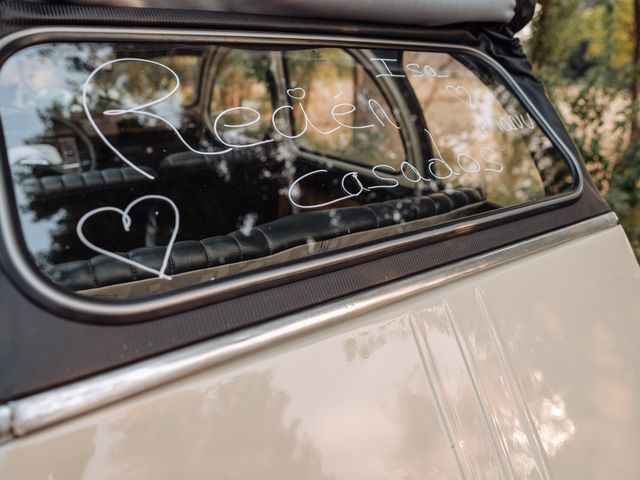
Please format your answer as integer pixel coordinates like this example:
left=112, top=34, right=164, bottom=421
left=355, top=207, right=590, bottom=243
left=530, top=0, right=554, bottom=70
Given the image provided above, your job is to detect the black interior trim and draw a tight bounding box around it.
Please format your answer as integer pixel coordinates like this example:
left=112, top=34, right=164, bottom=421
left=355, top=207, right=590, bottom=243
left=51, top=187, right=484, bottom=291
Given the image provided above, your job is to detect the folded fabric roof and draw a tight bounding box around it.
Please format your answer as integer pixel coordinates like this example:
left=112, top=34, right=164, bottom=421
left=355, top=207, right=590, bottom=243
left=56, top=0, right=535, bottom=30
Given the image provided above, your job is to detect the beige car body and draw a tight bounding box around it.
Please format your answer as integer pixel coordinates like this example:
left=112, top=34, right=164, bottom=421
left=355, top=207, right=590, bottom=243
left=2, top=213, right=639, bottom=479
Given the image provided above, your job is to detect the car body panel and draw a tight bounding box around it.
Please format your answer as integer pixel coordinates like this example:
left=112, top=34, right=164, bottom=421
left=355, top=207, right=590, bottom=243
left=2, top=221, right=638, bottom=480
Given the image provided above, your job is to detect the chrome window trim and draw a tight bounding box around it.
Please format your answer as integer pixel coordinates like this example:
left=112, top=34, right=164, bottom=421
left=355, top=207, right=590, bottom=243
left=0, top=212, right=617, bottom=441
left=0, top=26, right=585, bottom=320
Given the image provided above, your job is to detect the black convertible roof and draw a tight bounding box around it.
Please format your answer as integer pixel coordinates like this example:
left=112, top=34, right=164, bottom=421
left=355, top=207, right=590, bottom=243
left=51, top=0, right=537, bottom=32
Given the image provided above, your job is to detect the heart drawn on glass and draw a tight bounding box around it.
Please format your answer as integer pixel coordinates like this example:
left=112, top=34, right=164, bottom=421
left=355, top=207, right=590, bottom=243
left=286, top=87, right=306, bottom=100
left=444, top=84, right=474, bottom=107
left=76, top=194, right=180, bottom=280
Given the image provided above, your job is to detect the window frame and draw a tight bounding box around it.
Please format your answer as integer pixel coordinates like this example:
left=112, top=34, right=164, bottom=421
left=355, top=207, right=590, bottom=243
left=0, top=26, right=584, bottom=323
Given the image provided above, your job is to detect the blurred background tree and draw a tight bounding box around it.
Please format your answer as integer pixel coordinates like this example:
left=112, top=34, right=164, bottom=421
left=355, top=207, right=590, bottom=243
left=522, top=0, right=640, bottom=258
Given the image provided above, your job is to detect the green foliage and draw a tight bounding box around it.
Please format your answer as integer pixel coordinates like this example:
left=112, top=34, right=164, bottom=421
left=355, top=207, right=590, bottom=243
left=525, top=0, right=640, bottom=259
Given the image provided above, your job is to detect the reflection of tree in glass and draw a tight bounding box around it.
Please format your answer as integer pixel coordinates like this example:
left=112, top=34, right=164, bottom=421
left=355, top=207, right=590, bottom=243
left=491, top=83, right=574, bottom=197
left=210, top=49, right=274, bottom=139
left=407, top=50, right=571, bottom=208
left=286, top=48, right=404, bottom=169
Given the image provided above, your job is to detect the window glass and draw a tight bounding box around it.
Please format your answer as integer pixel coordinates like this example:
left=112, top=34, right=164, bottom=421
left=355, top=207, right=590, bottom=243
left=209, top=48, right=274, bottom=141
left=155, top=54, right=200, bottom=106
left=285, top=48, right=405, bottom=169
left=0, top=42, right=575, bottom=301
left=404, top=51, right=564, bottom=206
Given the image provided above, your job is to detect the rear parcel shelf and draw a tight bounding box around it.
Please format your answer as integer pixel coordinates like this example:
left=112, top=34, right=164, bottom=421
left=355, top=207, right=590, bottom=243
left=49, top=187, right=485, bottom=291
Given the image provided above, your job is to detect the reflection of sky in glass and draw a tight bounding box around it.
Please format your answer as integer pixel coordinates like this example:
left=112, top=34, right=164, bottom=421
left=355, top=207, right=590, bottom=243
left=0, top=44, right=198, bottom=265
left=1, top=46, right=111, bottom=261
left=13, top=186, right=64, bottom=256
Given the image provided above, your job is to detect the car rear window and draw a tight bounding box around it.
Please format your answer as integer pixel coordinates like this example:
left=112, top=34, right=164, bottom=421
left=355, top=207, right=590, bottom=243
left=0, top=40, right=576, bottom=301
